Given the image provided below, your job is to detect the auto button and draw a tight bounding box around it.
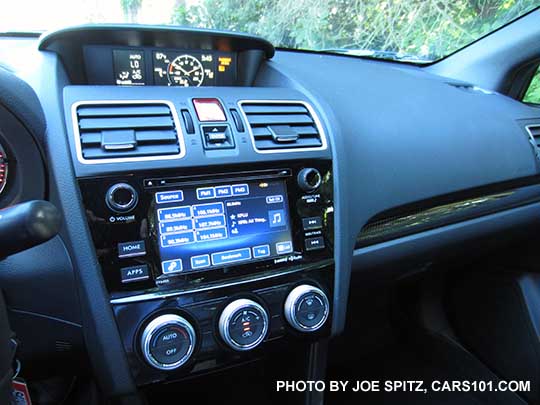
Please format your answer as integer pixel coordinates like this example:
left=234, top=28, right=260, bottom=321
left=141, top=314, right=196, bottom=370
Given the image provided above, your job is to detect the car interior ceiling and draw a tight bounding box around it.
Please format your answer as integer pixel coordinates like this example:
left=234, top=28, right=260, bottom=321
left=1, top=5, right=540, bottom=405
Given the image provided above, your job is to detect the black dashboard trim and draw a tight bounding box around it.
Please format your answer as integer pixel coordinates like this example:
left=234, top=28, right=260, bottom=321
left=38, top=24, right=275, bottom=58
left=353, top=200, right=540, bottom=276
left=357, top=178, right=540, bottom=248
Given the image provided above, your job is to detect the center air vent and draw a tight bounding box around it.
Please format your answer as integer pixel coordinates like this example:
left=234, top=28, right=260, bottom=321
left=239, top=101, right=325, bottom=151
left=74, top=102, right=184, bottom=162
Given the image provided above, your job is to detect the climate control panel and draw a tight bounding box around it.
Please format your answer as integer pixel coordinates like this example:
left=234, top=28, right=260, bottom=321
left=120, top=270, right=333, bottom=384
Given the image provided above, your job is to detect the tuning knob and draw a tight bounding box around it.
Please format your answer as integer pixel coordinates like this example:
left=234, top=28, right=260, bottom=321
left=219, top=299, right=269, bottom=351
left=140, top=314, right=196, bottom=370
left=105, top=183, right=138, bottom=213
left=284, top=285, right=329, bottom=332
left=297, top=168, right=322, bottom=192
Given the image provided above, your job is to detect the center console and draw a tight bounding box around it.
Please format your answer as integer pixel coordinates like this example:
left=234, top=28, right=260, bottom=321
left=69, top=85, right=336, bottom=386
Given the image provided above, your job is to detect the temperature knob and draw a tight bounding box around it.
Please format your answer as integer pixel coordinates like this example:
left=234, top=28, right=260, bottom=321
left=219, top=299, right=268, bottom=351
left=284, top=285, right=329, bottom=332
left=140, top=314, right=196, bottom=370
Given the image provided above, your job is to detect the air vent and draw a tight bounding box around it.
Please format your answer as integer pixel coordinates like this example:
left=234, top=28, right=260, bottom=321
left=240, top=101, right=325, bottom=151
left=528, top=125, right=540, bottom=147
left=74, top=102, right=183, bottom=162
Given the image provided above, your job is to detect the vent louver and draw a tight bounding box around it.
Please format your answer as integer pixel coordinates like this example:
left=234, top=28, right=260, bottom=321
left=240, top=101, right=325, bottom=151
left=528, top=125, right=540, bottom=147
left=74, top=102, right=183, bottom=162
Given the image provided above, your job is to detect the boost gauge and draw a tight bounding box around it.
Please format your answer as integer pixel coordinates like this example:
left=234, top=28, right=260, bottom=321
left=167, top=55, right=205, bottom=87
left=0, top=142, right=8, bottom=196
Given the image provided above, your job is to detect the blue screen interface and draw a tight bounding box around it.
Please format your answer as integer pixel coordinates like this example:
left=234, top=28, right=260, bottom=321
left=155, top=179, right=293, bottom=275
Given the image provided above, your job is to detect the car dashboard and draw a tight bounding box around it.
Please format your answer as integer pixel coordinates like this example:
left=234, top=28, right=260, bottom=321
left=0, top=23, right=540, bottom=401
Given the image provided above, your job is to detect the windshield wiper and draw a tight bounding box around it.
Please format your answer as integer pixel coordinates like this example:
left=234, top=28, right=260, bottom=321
left=0, top=30, right=42, bottom=38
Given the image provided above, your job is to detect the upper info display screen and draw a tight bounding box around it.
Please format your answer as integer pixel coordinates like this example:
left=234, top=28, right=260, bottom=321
left=155, top=179, right=293, bottom=275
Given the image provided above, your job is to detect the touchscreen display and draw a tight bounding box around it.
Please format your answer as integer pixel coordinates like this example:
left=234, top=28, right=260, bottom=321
left=155, top=179, right=293, bottom=275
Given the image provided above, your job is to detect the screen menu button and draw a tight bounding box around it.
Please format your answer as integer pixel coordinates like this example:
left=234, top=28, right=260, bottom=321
left=253, top=245, right=270, bottom=258
left=196, top=187, right=215, bottom=200
left=212, top=247, right=251, bottom=265
left=232, top=184, right=249, bottom=196
left=155, top=190, right=184, bottom=204
left=276, top=241, right=293, bottom=254
left=162, top=259, right=183, bottom=274
left=191, top=255, right=211, bottom=269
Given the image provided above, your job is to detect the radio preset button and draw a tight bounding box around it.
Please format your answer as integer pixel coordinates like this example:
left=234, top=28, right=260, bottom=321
left=120, top=264, right=150, bottom=284
left=302, top=216, right=322, bottom=231
left=118, top=240, right=146, bottom=258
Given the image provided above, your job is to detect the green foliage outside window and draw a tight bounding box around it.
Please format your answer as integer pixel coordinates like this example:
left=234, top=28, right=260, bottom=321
left=169, top=0, right=539, bottom=62
left=523, top=67, right=540, bottom=104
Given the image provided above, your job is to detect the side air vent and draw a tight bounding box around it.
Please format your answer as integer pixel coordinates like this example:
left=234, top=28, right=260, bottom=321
left=240, top=101, right=325, bottom=151
left=73, top=102, right=183, bottom=162
left=528, top=125, right=540, bottom=147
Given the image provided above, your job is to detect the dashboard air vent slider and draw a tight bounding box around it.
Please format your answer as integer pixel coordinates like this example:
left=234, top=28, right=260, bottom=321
left=526, top=125, right=540, bottom=161
left=528, top=125, right=540, bottom=147
left=239, top=101, right=325, bottom=151
left=74, top=102, right=182, bottom=161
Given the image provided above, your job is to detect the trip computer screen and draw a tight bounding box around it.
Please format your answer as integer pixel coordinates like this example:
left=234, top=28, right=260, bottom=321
left=87, top=46, right=238, bottom=86
left=155, top=179, right=293, bottom=275
left=113, top=49, right=146, bottom=86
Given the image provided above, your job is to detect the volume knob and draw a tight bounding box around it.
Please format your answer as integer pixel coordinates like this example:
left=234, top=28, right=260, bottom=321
left=105, top=183, right=138, bottom=213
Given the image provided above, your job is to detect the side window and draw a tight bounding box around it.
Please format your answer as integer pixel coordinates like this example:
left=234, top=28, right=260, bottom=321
left=523, top=66, right=540, bottom=104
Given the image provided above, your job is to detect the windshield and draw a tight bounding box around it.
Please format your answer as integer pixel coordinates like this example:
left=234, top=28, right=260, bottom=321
left=1, top=0, right=539, bottom=63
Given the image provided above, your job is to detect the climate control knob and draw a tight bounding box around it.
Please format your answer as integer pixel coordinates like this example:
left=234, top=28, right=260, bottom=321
left=284, top=285, right=329, bottom=332
left=105, top=183, right=138, bottom=213
left=219, top=299, right=268, bottom=351
left=140, top=314, right=196, bottom=370
left=297, top=168, right=322, bottom=192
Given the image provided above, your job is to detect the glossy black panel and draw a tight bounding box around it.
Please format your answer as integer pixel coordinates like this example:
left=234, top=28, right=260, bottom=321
left=357, top=182, right=540, bottom=247
left=79, top=160, right=333, bottom=298
left=113, top=267, right=332, bottom=386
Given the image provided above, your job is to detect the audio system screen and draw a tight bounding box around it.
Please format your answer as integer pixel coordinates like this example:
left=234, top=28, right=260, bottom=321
left=155, top=179, right=293, bottom=275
